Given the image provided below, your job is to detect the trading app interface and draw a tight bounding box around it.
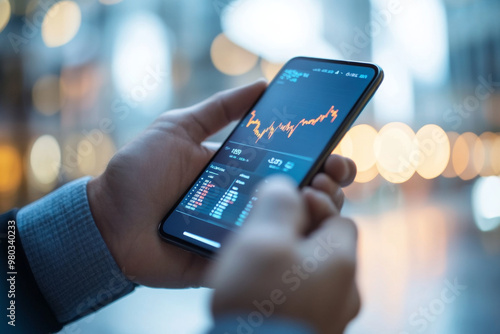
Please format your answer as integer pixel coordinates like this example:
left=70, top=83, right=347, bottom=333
left=162, top=59, right=376, bottom=251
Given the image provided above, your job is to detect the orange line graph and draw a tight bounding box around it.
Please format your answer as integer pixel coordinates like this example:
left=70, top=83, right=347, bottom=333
left=245, top=106, right=339, bottom=143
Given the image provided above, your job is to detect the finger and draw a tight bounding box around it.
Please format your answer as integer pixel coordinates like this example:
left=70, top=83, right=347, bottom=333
left=302, top=187, right=339, bottom=234
left=310, top=173, right=345, bottom=211
left=244, top=176, right=305, bottom=240
left=344, top=283, right=361, bottom=321
left=305, top=216, right=358, bottom=270
left=181, top=254, right=214, bottom=288
left=334, top=283, right=361, bottom=333
left=324, top=155, right=357, bottom=187
left=183, top=80, right=267, bottom=143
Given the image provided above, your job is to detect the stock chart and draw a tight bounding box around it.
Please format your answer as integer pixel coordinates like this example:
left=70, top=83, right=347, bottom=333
left=162, top=59, right=376, bottom=251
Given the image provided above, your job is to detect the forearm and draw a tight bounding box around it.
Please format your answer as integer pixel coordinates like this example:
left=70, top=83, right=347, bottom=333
left=1, top=209, right=63, bottom=332
left=5, top=178, right=134, bottom=330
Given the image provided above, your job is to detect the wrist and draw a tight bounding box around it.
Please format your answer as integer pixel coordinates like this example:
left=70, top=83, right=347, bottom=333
left=87, top=175, right=124, bottom=270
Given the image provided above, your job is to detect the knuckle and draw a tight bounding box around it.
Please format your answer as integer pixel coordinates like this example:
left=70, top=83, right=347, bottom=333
left=337, top=217, right=358, bottom=241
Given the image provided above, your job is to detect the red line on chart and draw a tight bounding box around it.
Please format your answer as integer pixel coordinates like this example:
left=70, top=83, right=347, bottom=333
left=245, top=106, right=339, bottom=143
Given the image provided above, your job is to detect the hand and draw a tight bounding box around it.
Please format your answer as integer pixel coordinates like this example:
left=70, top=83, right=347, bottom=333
left=87, top=80, right=357, bottom=289
left=209, top=177, right=360, bottom=334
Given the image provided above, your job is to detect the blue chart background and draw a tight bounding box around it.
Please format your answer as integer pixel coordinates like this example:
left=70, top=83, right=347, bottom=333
left=229, top=59, right=376, bottom=160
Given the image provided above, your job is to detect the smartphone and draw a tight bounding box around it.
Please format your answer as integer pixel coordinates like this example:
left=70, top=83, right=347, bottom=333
left=158, top=57, right=383, bottom=257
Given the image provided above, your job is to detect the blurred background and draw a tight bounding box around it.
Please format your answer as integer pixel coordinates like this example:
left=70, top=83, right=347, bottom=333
left=0, top=0, right=499, bottom=333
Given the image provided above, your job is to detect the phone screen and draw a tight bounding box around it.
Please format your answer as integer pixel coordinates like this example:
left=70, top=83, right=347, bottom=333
left=160, top=57, right=381, bottom=255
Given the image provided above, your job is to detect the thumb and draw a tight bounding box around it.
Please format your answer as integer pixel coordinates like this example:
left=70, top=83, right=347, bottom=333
left=181, top=80, right=267, bottom=143
left=244, top=176, right=306, bottom=240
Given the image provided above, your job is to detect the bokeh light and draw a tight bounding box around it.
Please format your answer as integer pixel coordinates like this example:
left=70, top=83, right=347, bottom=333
left=211, top=33, right=258, bottom=76
left=355, top=165, right=379, bottom=184
left=331, top=141, right=343, bottom=157
left=390, top=0, right=449, bottom=84
left=30, top=135, right=61, bottom=186
left=452, top=133, right=470, bottom=178
left=59, top=65, right=102, bottom=113
left=442, top=132, right=459, bottom=178
left=0, top=144, right=22, bottom=194
left=77, top=139, right=96, bottom=176
left=340, top=124, right=379, bottom=184
left=454, top=132, right=482, bottom=181
left=260, top=59, right=283, bottom=81
left=373, top=46, right=415, bottom=125
left=172, top=52, right=192, bottom=90
left=415, top=125, right=450, bottom=179
left=472, top=136, right=486, bottom=176
left=60, top=68, right=91, bottom=100
left=99, top=0, right=123, bottom=5
left=32, top=75, right=61, bottom=116
left=62, top=134, right=85, bottom=179
left=0, top=0, right=11, bottom=33
left=77, top=134, right=116, bottom=176
left=479, top=132, right=496, bottom=177
left=42, top=1, right=82, bottom=48
left=472, top=176, right=500, bottom=232
left=112, top=11, right=172, bottom=113
left=490, top=134, right=500, bottom=175
left=222, top=0, right=324, bottom=63
left=374, top=122, right=417, bottom=183
left=341, top=124, right=378, bottom=173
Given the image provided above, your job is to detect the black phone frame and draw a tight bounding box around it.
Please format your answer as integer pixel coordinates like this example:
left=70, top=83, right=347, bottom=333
left=158, top=57, right=384, bottom=258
